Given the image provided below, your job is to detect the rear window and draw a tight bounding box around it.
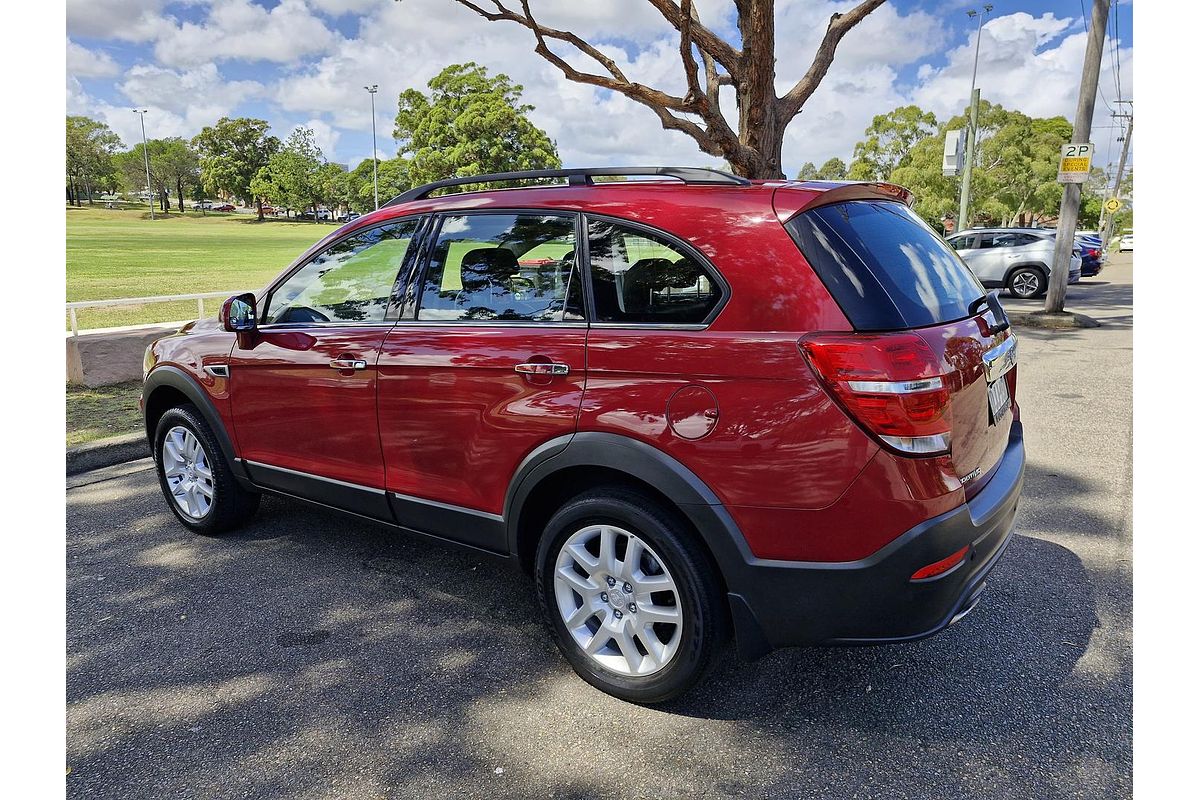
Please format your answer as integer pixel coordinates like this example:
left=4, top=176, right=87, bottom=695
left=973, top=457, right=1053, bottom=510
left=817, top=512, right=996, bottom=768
left=785, top=201, right=985, bottom=331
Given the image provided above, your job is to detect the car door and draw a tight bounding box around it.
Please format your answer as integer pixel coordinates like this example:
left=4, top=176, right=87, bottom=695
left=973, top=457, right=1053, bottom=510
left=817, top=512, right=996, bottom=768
left=377, top=211, right=587, bottom=550
left=229, top=217, right=424, bottom=520
left=948, top=233, right=982, bottom=274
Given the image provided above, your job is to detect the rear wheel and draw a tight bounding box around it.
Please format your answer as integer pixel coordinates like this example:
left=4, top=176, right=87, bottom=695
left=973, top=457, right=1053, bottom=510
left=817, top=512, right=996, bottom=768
left=1007, top=266, right=1047, bottom=298
left=153, top=405, right=260, bottom=535
left=535, top=487, right=727, bottom=704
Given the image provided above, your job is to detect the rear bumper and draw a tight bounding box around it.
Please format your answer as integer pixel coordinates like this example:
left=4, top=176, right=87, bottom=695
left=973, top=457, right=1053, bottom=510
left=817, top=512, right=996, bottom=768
left=726, top=421, right=1024, bottom=658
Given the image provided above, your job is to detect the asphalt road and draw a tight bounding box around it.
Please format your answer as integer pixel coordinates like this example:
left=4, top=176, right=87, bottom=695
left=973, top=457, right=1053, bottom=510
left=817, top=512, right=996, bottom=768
left=66, top=255, right=1133, bottom=799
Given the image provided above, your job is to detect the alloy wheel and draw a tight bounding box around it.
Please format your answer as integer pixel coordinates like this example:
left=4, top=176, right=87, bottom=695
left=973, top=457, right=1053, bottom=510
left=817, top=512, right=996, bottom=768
left=1012, top=271, right=1041, bottom=298
left=553, top=524, right=683, bottom=676
left=161, top=425, right=214, bottom=519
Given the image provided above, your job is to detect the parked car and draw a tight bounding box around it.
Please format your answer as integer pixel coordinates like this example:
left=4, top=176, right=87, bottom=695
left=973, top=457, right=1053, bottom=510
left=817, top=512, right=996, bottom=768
left=193, top=201, right=214, bottom=210
left=297, top=208, right=334, bottom=221
left=1119, top=233, right=1134, bottom=252
left=1075, top=234, right=1105, bottom=278
left=260, top=206, right=276, bottom=215
left=213, top=203, right=236, bottom=212
left=336, top=211, right=362, bottom=223
left=142, top=168, right=1024, bottom=704
left=946, top=227, right=1082, bottom=298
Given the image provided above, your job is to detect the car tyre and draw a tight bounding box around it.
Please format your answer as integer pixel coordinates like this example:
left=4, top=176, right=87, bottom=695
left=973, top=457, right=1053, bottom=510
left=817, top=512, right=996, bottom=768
left=1007, top=266, right=1047, bottom=299
left=153, top=404, right=260, bottom=535
left=535, top=487, right=728, bottom=704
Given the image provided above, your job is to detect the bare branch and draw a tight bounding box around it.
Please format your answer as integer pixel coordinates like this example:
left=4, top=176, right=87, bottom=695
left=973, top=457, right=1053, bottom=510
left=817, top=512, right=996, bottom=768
left=454, top=0, right=691, bottom=111
left=644, top=0, right=742, bottom=77
left=778, top=0, right=886, bottom=120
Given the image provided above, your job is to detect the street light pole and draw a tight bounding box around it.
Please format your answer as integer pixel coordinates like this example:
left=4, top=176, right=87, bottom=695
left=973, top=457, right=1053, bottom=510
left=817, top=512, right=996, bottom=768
left=132, top=109, right=154, bottom=220
left=365, top=85, right=379, bottom=210
left=956, top=5, right=992, bottom=234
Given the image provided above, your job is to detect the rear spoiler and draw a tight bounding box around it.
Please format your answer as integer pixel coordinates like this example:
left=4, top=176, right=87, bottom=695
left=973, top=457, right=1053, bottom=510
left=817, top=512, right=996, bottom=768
left=772, top=181, right=915, bottom=224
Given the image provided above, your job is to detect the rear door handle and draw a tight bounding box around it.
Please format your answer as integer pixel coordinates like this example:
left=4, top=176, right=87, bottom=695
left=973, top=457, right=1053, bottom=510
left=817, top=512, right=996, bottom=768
left=330, top=357, right=368, bottom=370
left=514, top=362, right=570, bottom=376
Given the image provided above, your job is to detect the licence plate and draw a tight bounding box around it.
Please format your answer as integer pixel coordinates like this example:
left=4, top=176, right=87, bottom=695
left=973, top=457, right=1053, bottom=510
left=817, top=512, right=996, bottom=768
left=987, top=377, right=1011, bottom=424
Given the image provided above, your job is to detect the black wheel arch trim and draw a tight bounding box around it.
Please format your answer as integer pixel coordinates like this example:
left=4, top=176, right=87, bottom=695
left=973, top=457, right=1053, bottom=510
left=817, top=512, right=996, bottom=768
left=142, top=365, right=247, bottom=482
left=504, top=431, right=764, bottom=653
left=1004, top=262, right=1049, bottom=285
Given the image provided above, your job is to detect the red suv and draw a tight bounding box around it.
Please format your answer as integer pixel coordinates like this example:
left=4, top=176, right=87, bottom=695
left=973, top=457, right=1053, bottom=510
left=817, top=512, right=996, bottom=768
left=142, top=167, right=1024, bottom=703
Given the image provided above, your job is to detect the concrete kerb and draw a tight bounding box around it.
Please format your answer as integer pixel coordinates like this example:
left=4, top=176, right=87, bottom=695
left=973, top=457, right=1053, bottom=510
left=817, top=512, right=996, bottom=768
left=67, top=432, right=150, bottom=476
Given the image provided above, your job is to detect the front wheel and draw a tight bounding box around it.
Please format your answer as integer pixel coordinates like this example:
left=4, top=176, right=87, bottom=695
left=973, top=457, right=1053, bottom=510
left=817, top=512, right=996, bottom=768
left=535, top=488, right=728, bottom=704
left=153, top=405, right=260, bottom=535
left=1007, top=267, right=1047, bottom=299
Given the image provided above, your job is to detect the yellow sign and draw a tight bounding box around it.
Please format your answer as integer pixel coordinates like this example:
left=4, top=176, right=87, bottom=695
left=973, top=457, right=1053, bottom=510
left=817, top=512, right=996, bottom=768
left=1104, top=197, right=1122, bottom=213
left=1057, top=142, right=1094, bottom=183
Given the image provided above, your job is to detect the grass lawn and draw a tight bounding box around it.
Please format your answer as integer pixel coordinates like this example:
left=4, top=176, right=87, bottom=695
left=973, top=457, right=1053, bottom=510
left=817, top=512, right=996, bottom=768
left=67, top=206, right=332, bottom=329
left=66, top=380, right=144, bottom=447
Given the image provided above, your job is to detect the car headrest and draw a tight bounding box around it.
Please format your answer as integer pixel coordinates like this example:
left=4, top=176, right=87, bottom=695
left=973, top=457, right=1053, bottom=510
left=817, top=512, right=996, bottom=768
left=626, top=258, right=699, bottom=290
left=461, top=248, right=519, bottom=281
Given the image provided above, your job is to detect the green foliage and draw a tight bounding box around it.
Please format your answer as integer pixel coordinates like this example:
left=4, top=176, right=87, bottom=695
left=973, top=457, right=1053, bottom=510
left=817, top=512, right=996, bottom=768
left=848, top=105, right=938, bottom=182
left=394, top=62, right=560, bottom=187
left=66, top=116, right=123, bottom=202
left=795, top=161, right=818, bottom=180
left=814, top=157, right=848, bottom=180
left=251, top=127, right=325, bottom=217
left=192, top=117, right=281, bottom=214
left=884, top=100, right=1073, bottom=228
left=348, top=158, right=411, bottom=211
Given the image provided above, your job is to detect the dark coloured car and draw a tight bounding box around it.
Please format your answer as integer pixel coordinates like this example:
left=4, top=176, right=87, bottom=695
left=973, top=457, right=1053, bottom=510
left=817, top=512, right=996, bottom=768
left=1075, top=234, right=1105, bottom=277
left=142, top=167, right=1024, bottom=703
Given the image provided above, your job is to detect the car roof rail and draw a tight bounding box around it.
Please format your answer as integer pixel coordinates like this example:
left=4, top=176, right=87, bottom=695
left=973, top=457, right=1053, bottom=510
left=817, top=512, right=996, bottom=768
left=384, top=166, right=751, bottom=206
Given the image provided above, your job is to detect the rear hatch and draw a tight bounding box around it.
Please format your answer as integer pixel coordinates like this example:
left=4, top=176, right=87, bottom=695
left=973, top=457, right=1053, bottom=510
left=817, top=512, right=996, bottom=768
left=781, top=194, right=1016, bottom=495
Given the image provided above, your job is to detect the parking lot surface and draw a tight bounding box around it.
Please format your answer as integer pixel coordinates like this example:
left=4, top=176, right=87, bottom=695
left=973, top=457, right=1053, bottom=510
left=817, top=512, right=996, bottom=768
left=67, top=256, right=1133, bottom=799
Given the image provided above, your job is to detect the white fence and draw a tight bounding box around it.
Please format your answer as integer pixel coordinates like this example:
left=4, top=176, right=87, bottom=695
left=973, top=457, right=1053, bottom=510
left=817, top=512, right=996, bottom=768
left=66, top=291, right=251, bottom=336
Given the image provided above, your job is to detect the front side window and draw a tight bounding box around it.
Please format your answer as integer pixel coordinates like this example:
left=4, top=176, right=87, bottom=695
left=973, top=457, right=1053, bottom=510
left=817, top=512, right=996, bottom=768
left=949, top=235, right=974, bottom=251
left=265, top=219, right=420, bottom=324
left=586, top=219, right=723, bottom=324
left=417, top=213, right=583, bottom=322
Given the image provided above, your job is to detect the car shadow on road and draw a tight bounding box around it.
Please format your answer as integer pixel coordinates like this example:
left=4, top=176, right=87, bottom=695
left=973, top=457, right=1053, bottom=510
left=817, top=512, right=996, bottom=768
left=67, top=474, right=1118, bottom=799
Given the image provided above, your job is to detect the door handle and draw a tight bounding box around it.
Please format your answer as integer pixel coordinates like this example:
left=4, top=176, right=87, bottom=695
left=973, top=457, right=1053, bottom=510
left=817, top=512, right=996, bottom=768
left=514, top=362, right=570, bottom=376
left=330, top=357, right=368, bottom=370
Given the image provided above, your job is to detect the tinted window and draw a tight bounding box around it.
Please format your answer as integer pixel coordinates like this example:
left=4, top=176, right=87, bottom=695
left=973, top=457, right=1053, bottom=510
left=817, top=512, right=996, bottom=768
left=586, top=219, right=722, bottom=324
left=949, top=235, right=974, bottom=251
left=265, top=219, right=419, bottom=324
left=417, top=213, right=583, bottom=322
left=786, top=201, right=984, bottom=331
left=979, top=232, right=1040, bottom=249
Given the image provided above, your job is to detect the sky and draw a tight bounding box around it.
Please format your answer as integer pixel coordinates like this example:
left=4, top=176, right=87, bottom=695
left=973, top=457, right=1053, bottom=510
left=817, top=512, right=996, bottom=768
left=65, top=0, right=1134, bottom=179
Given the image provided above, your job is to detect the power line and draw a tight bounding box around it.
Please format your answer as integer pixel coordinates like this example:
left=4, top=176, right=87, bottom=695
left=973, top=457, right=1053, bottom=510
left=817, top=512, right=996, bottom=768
left=1080, top=0, right=1115, bottom=113
left=1108, top=0, right=1123, bottom=101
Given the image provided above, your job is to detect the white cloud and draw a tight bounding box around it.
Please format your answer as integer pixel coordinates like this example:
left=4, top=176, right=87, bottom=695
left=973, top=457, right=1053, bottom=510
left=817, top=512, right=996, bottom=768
left=292, top=119, right=342, bottom=162
left=119, top=63, right=263, bottom=118
left=66, top=0, right=169, bottom=41
left=153, top=0, right=339, bottom=67
left=66, top=38, right=120, bottom=79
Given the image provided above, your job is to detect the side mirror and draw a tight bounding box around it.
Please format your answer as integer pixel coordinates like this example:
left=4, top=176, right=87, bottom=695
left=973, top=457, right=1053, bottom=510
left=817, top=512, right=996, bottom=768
left=220, top=293, right=258, bottom=332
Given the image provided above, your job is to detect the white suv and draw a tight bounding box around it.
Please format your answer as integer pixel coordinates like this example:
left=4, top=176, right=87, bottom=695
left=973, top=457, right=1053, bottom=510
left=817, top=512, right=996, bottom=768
left=946, top=228, right=1082, bottom=299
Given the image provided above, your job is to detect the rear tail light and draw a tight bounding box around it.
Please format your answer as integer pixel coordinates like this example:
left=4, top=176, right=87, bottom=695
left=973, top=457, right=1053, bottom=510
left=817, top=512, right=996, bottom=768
left=800, top=332, right=951, bottom=456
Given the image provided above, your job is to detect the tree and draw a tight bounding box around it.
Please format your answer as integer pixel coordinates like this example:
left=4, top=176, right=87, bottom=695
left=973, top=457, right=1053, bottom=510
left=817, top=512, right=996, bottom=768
left=394, top=62, right=560, bottom=187
left=795, top=161, right=818, bottom=180
left=451, top=1, right=885, bottom=179
left=152, top=138, right=200, bottom=214
left=252, top=127, right=325, bottom=220
left=847, top=105, right=938, bottom=181
left=814, top=157, right=847, bottom=180
left=66, top=116, right=122, bottom=205
left=317, top=162, right=351, bottom=215
left=889, top=101, right=1073, bottom=228
left=192, top=117, right=281, bottom=220
left=116, top=141, right=174, bottom=212
left=348, top=157, right=411, bottom=212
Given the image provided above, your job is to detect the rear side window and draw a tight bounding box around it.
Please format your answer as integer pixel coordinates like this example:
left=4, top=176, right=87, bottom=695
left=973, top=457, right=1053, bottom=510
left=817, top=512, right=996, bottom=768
left=417, top=213, right=584, bottom=322
left=786, top=201, right=984, bottom=331
left=586, top=218, right=723, bottom=324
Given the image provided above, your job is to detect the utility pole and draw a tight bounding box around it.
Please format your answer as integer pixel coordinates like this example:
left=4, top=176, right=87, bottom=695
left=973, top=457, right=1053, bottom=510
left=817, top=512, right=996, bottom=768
left=132, top=109, right=154, bottom=220
left=1102, top=113, right=1133, bottom=245
left=956, top=5, right=992, bottom=234
left=364, top=85, right=380, bottom=210
left=1044, top=0, right=1109, bottom=313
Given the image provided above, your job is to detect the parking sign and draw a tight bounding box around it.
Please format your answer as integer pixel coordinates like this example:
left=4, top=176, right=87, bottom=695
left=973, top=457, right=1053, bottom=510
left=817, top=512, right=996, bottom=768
left=1057, top=142, right=1094, bottom=183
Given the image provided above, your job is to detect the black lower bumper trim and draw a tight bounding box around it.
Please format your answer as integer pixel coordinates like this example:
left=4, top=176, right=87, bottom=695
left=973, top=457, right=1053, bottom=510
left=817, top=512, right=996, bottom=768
left=726, top=421, right=1025, bottom=659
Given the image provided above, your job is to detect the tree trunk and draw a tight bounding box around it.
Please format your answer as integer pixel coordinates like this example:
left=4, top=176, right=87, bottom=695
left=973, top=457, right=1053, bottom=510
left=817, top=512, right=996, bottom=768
left=257, top=198, right=264, bottom=221
left=85, top=179, right=94, bottom=205
left=177, top=179, right=185, bottom=214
